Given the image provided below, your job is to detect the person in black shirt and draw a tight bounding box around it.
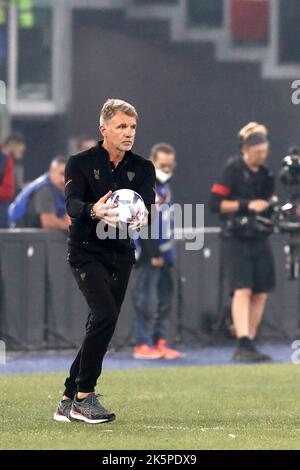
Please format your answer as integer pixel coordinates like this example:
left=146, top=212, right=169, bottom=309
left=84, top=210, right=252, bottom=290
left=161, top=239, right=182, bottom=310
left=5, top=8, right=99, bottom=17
left=53, top=99, right=156, bottom=424
left=210, top=122, right=275, bottom=362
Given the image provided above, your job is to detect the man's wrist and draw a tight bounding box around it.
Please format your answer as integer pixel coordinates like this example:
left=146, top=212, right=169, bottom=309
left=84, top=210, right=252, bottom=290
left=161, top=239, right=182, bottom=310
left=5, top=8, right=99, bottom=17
left=238, top=199, right=250, bottom=213
left=90, top=203, right=98, bottom=221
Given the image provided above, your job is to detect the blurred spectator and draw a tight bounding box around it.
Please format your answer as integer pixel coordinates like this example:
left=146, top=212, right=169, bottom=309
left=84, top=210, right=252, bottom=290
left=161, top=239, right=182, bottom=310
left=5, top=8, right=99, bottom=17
left=133, top=143, right=181, bottom=360
left=9, top=155, right=70, bottom=231
left=77, top=134, right=97, bottom=152
left=2, top=133, right=26, bottom=195
left=0, top=137, right=16, bottom=227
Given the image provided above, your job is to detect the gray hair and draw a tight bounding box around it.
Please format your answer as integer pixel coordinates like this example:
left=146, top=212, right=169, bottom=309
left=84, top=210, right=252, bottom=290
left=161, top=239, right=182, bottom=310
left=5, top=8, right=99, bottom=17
left=99, top=98, right=138, bottom=126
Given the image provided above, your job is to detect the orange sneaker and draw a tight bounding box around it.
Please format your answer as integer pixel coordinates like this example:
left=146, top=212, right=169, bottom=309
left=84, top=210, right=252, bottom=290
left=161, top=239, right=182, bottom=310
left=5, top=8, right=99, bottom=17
left=133, top=344, right=163, bottom=360
left=156, top=339, right=182, bottom=360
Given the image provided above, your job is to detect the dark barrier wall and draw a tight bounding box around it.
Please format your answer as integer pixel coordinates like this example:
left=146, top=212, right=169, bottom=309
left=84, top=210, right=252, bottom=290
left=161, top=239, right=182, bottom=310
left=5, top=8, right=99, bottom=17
left=0, top=230, right=299, bottom=350
left=0, top=230, right=87, bottom=350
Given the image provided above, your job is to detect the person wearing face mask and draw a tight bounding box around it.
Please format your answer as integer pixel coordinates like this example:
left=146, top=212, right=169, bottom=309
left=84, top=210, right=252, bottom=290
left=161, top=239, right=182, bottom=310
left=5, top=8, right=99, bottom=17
left=210, top=122, right=275, bottom=362
left=133, top=143, right=182, bottom=360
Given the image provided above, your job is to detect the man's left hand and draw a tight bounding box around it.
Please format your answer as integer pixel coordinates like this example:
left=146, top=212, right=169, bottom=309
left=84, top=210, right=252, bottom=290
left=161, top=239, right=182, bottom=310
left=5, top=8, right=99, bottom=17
left=130, top=208, right=149, bottom=231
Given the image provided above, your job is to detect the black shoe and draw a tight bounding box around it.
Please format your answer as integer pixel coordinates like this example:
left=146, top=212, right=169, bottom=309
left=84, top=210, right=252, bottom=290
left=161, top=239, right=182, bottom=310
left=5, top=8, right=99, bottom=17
left=53, top=399, right=74, bottom=423
left=70, top=393, right=116, bottom=424
left=233, top=346, right=271, bottom=363
left=251, top=341, right=272, bottom=361
left=254, top=350, right=272, bottom=362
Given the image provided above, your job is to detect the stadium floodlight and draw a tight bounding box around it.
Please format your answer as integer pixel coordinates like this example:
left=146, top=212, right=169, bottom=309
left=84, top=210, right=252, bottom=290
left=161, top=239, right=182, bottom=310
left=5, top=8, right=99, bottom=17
left=0, top=79, right=6, bottom=105
left=0, top=79, right=11, bottom=141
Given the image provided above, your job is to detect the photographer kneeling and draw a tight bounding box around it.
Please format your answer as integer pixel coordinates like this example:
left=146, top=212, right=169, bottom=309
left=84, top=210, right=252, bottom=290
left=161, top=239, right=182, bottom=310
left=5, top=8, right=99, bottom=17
left=210, top=122, right=275, bottom=362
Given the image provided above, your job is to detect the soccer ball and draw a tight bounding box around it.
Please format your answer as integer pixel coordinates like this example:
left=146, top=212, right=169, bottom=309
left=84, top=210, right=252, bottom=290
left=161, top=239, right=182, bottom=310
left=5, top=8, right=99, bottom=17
left=107, top=189, right=146, bottom=224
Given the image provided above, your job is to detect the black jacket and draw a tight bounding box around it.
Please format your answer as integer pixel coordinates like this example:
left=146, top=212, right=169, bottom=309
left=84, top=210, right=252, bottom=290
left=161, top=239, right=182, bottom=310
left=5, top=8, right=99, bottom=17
left=65, top=142, right=156, bottom=255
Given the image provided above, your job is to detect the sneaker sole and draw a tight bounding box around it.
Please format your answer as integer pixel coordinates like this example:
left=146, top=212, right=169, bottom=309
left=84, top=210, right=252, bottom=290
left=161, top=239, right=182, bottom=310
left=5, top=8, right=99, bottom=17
left=70, top=409, right=116, bottom=424
left=163, top=355, right=182, bottom=360
left=53, top=412, right=71, bottom=423
left=233, top=355, right=266, bottom=363
left=133, top=354, right=163, bottom=360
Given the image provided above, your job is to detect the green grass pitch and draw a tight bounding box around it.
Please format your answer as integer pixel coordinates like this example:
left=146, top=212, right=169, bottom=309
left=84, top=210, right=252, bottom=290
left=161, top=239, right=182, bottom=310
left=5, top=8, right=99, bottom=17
left=1, top=364, right=300, bottom=450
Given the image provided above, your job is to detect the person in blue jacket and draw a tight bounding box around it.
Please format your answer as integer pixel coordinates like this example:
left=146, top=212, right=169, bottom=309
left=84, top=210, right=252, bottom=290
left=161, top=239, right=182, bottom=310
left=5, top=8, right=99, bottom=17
left=133, top=143, right=181, bottom=360
left=9, top=155, right=69, bottom=231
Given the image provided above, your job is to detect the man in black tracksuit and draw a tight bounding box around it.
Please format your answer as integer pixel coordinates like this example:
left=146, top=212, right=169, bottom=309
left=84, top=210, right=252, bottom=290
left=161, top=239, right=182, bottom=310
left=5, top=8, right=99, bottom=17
left=53, top=99, right=156, bottom=424
left=210, top=122, right=275, bottom=362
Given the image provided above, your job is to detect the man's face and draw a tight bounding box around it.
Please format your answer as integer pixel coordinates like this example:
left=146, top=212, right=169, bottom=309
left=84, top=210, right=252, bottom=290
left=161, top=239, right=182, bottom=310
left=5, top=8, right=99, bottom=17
left=244, top=142, right=269, bottom=167
left=49, top=163, right=66, bottom=192
left=10, top=143, right=26, bottom=161
left=100, top=111, right=137, bottom=152
left=154, top=151, right=176, bottom=173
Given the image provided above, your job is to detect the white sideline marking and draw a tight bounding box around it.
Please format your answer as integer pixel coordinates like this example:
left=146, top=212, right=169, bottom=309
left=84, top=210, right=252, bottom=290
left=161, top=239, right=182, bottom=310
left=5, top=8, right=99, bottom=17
left=143, top=425, right=224, bottom=432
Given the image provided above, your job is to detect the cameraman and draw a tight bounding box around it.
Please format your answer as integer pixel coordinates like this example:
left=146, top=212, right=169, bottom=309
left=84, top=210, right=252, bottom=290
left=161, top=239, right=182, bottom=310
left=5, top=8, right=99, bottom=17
left=210, top=122, right=275, bottom=362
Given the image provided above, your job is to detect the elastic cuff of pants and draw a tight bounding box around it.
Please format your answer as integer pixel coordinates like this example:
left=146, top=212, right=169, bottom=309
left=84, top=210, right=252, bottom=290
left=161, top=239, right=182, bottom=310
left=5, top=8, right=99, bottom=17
left=77, top=387, right=95, bottom=393
left=63, top=389, right=76, bottom=400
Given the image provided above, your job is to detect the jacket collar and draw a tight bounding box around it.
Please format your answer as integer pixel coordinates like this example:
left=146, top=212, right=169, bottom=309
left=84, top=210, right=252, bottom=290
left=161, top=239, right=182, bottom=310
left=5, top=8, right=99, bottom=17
left=94, top=140, right=134, bottom=164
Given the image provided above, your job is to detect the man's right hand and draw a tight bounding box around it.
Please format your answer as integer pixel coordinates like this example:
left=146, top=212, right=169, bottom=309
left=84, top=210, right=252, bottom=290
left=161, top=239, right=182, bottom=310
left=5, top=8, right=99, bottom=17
left=93, top=190, right=119, bottom=227
left=248, top=199, right=270, bottom=213
left=151, top=257, right=164, bottom=267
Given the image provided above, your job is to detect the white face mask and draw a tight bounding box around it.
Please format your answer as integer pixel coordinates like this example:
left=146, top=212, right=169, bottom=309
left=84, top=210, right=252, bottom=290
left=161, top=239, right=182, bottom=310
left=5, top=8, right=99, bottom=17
left=156, top=169, right=173, bottom=184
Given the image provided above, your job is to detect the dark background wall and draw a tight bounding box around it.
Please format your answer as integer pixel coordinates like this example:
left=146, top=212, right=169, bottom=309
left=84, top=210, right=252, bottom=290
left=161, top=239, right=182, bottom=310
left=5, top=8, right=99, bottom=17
left=71, top=9, right=300, bottom=225
left=12, top=116, right=68, bottom=179
left=13, top=8, right=300, bottom=224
